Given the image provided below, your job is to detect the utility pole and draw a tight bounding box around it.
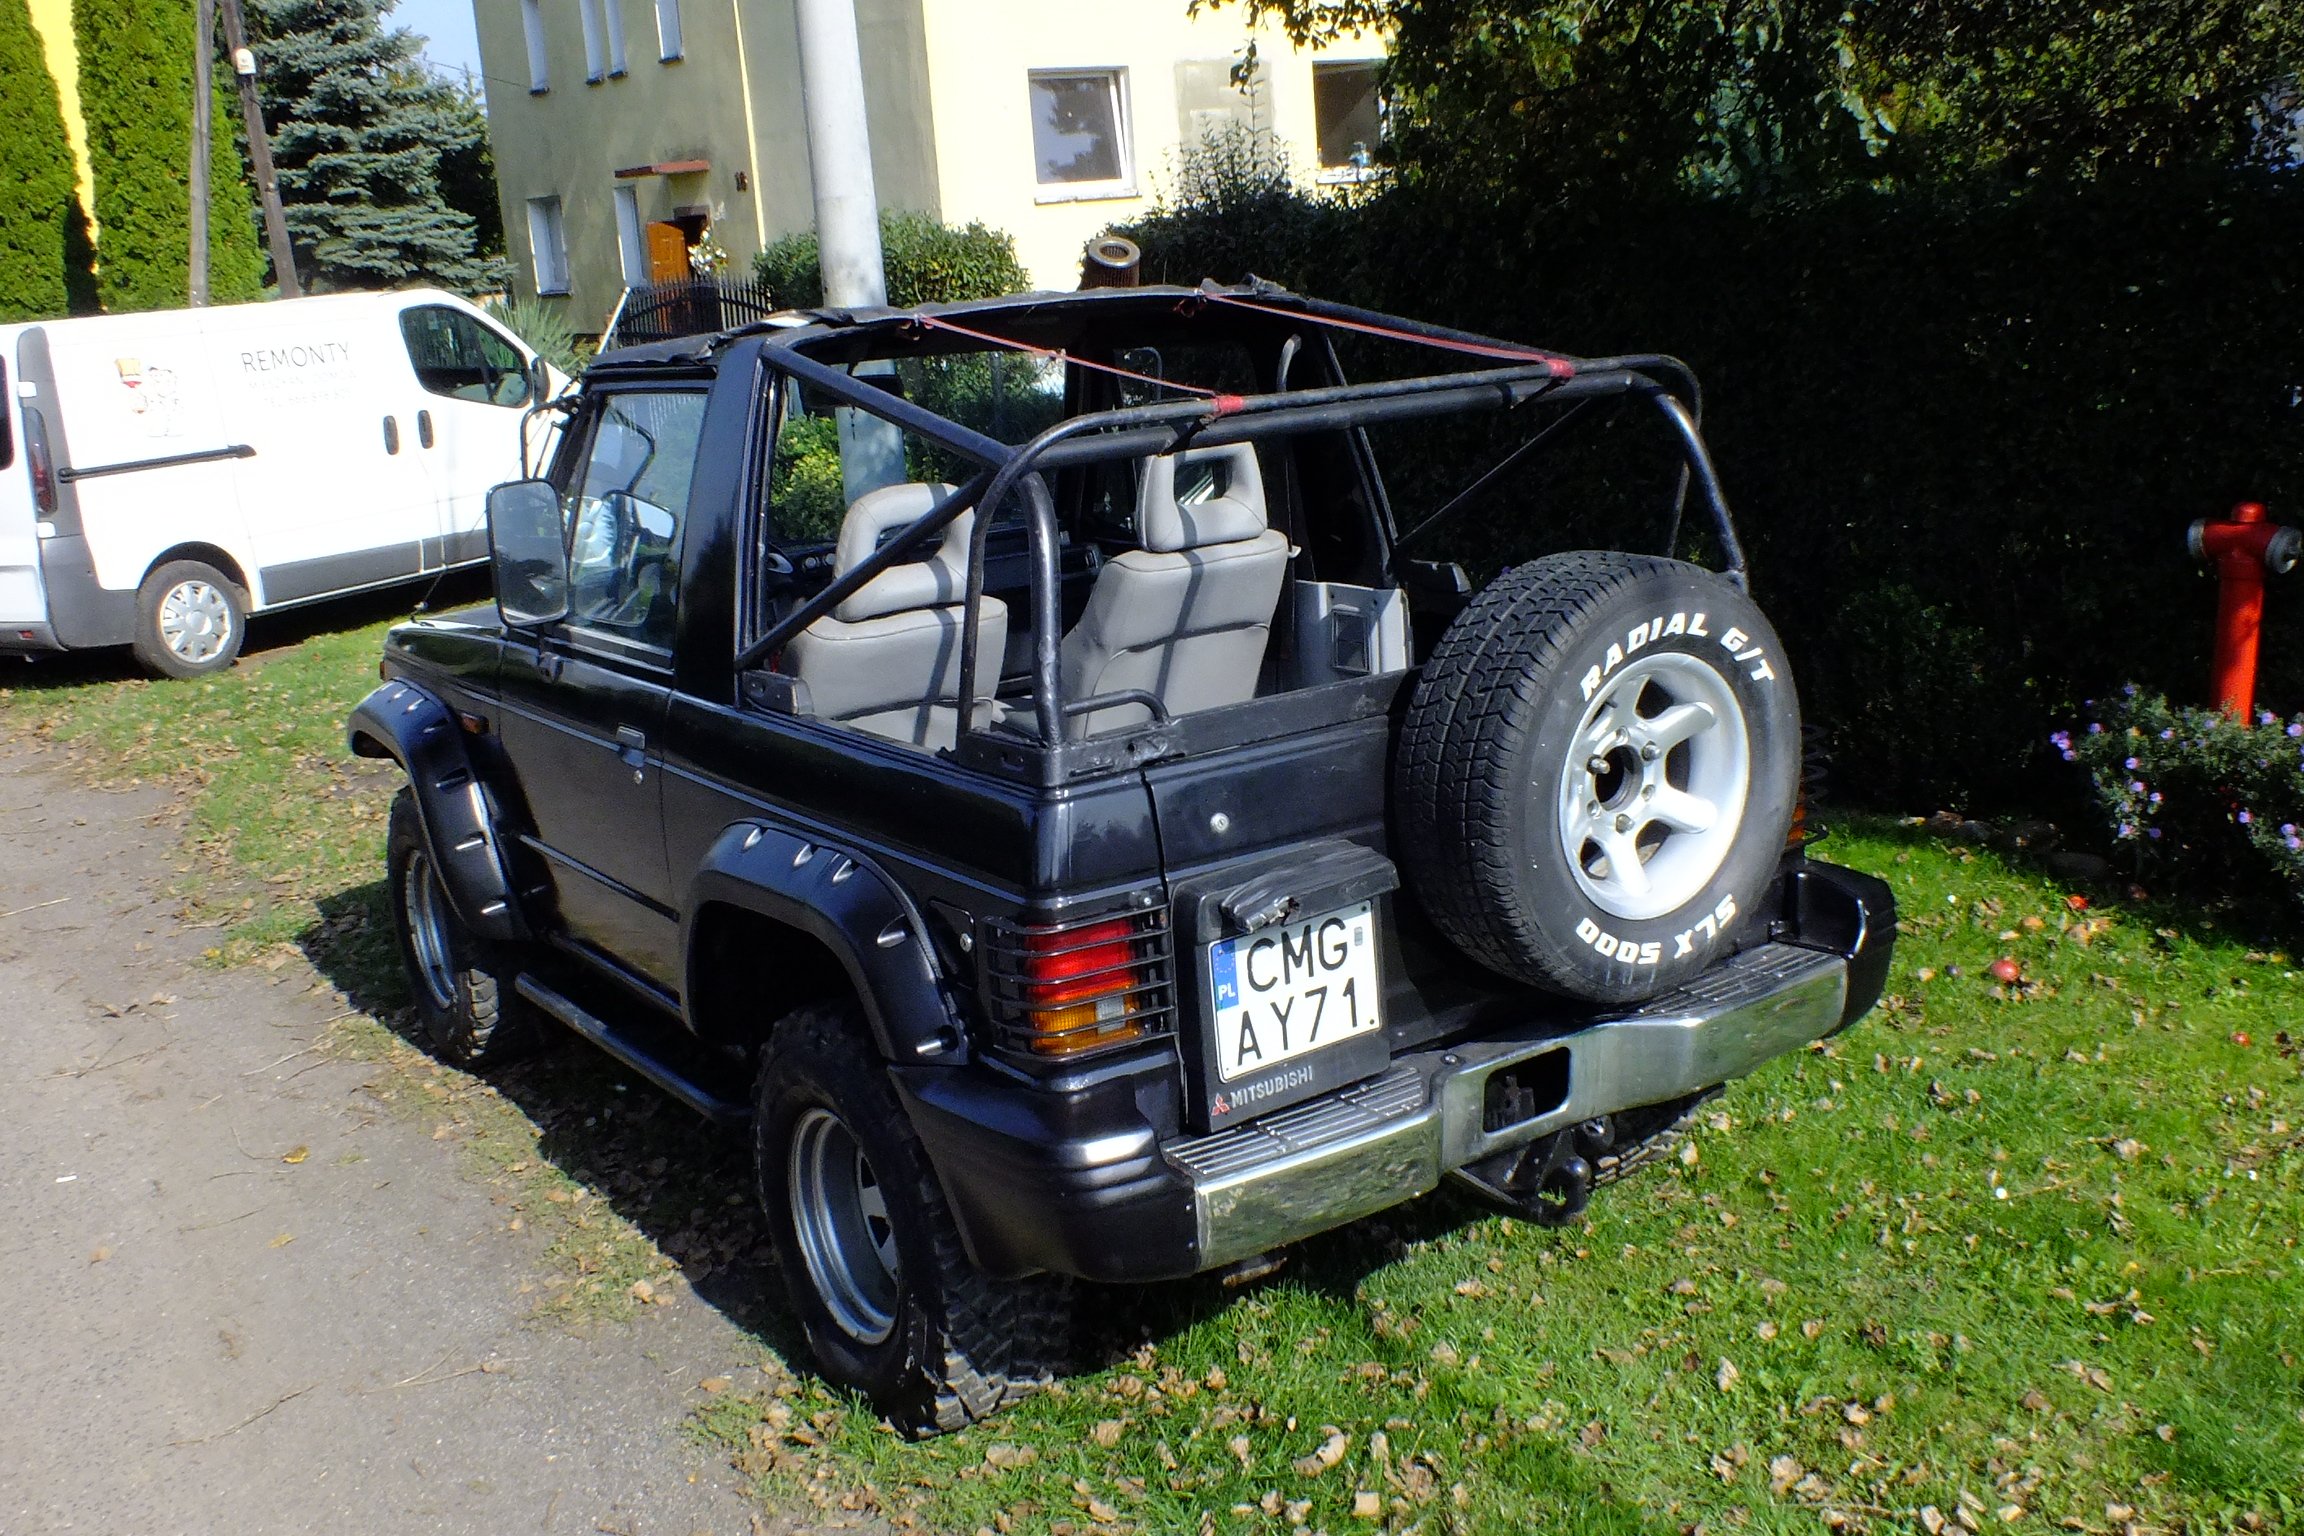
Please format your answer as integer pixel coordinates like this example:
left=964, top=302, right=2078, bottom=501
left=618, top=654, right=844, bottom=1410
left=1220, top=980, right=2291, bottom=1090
left=215, top=0, right=301, bottom=299
left=793, top=0, right=901, bottom=501
left=188, top=0, right=212, bottom=304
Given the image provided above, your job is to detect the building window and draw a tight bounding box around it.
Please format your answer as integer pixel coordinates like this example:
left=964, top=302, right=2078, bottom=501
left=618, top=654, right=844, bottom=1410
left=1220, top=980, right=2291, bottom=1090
left=1028, top=68, right=1133, bottom=198
left=602, top=0, right=627, bottom=74
left=577, top=0, right=606, bottom=82
left=613, top=185, right=649, bottom=286
left=1313, top=60, right=1384, bottom=178
left=526, top=195, right=570, bottom=295
left=520, top=0, right=548, bottom=91
left=654, top=0, right=681, bottom=60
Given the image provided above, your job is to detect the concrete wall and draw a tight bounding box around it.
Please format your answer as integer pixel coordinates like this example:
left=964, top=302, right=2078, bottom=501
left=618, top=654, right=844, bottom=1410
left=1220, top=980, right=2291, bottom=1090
left=915, top=1, right=1382, bottom=288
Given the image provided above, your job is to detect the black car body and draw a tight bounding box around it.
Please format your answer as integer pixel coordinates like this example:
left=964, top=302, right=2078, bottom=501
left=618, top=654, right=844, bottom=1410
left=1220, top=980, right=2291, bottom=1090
left=349, top=281, right=1893, bottom=1428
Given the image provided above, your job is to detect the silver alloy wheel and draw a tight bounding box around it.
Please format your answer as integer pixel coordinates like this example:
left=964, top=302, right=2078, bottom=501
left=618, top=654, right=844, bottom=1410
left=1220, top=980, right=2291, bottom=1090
left=788, top=1107, right=901, bottom=1345
left=1553, top=651, right=1750, bottom=922
left=157, top=578, right=233, bottom=664
left=401, top=846, right=460, bottom=1012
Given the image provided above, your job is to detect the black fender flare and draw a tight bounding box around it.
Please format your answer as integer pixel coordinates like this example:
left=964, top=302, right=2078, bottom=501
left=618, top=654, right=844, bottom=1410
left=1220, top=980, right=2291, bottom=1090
left=683, top=820, right=958, bottom=1064
left=346, top=679, right=530, bottom=944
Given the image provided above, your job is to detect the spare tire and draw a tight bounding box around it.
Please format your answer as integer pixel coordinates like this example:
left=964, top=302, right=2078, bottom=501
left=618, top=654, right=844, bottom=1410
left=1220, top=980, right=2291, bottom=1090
left=1394, top=551, right=1799, bottom=1003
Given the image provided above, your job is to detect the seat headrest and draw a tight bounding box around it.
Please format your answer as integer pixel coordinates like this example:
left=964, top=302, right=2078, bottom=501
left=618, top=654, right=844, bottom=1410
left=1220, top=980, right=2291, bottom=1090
left=1138, top=443, right=1268, bottom=553
left=831, top=481, right=970, bottom=622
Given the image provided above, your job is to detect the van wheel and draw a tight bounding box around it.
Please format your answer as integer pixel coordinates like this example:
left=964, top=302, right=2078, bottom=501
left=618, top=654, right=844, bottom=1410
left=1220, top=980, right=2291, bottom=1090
left=132, top=559, right=246, bottom=678
left=386, top=788, right=535, bottom=1068
left=755, top=1001, right=1070, bottom=1435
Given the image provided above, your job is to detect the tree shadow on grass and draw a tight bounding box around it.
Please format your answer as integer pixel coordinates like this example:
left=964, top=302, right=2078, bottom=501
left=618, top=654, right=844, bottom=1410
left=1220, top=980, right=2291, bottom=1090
left=297, top=885, right=1548, bottom=1397
left=301, top=880, right=809, bottom=1363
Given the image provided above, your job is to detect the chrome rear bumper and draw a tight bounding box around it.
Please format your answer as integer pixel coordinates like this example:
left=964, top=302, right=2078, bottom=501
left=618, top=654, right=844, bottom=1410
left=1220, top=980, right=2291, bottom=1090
left=1166, top=943, right=1848, bottom=1269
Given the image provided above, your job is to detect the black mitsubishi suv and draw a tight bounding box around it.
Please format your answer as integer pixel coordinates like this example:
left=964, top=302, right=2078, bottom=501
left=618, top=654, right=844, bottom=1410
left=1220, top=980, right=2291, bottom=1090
left=348, top=281, right=1894, bottom=1433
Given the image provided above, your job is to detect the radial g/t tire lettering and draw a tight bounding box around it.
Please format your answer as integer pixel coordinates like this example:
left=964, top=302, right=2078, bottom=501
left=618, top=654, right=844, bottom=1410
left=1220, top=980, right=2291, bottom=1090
left=1394, top=552, right=1800, bottom=1003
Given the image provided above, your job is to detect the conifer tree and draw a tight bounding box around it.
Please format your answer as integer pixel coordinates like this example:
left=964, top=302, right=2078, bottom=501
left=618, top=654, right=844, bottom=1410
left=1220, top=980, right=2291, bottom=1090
left=249, top=0, right=507, bottom=292
left=73, top=0, right=266, bottom=312
left=0, top=0, right=85, bottom=320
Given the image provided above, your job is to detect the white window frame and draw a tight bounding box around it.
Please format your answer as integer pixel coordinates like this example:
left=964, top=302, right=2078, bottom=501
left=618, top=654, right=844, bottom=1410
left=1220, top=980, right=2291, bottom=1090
left=602, top=0, right=627, bottom=75
left=1026, top=67, right=1136, bottom=204
left=577, top=0, right=606, bottom=83
left=653, top=0, right=681, bottom=61
left=613, top=185, right=649, bottom=286
left=520, top=0, right=548, bottom=92
left=1311, top=58, right=1388, bottom=184
left=526, top=195, right=570, bottom=296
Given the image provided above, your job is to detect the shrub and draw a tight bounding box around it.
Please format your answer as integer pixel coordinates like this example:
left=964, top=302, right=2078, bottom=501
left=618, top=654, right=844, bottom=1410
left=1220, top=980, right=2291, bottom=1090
left=2063, top=688, right=2304, bottom=926
left=768, top=414, right=846, bottom=545
left=1121, top=169, right=2304, bottom=815
left=0, top=0, right=87, bottom=321
left=75, top=0, right=266, bottom=311
left=755, top=211, right=1031, bottom=310
left=485, top=292, right=585, bottom=378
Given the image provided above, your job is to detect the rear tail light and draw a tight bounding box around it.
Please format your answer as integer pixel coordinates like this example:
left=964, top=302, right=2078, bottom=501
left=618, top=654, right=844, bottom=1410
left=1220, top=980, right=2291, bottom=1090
left=980, top=906, right=1175, bottom=1058
left=22, top=407, right=56, bottom=516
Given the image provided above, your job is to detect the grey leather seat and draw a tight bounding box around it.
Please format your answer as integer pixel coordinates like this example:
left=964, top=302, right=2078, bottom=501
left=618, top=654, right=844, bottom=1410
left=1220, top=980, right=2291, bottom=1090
left=784, top=483, right=1007, bottom=752
left=1059, top=442, right=1291, bottom=737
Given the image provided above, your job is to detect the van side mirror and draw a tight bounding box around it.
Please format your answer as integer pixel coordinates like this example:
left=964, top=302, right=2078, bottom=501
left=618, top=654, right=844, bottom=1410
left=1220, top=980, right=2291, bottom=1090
left=487, top=479, right=569, bottom=628
left=526, top=356, right=552, bottom=406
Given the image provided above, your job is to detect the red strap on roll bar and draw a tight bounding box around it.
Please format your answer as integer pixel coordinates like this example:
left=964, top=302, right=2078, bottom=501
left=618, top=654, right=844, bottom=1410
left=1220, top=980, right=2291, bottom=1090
left=1201, top=291, right=1577, bottom=378
left=910, top=313, right=1217, bottom=398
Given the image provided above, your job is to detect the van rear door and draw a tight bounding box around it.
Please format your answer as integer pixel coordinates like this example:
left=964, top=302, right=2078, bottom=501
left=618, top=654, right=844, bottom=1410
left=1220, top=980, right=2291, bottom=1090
left=0, top=339, right=45, bottom=630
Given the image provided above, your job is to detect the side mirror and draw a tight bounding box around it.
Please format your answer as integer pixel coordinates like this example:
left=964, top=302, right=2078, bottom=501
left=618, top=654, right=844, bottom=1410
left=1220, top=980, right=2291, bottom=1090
left=487, top=479, right=569, bottom=628
left=525, top=356, right=552, bottom=407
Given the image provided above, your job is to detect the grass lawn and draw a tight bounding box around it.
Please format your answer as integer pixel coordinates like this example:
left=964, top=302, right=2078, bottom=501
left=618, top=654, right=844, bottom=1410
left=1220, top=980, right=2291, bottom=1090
left=4, top=615, right=2299, bottom=1536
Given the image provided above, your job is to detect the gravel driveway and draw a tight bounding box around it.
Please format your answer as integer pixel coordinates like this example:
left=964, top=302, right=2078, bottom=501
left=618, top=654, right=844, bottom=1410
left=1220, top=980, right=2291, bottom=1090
left=0, top=738, right=781, bottom=1536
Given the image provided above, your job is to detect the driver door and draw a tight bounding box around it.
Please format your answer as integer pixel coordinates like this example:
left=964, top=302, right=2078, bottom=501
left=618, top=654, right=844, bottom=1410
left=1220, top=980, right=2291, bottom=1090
left=496, top=387, right=707, bottom=991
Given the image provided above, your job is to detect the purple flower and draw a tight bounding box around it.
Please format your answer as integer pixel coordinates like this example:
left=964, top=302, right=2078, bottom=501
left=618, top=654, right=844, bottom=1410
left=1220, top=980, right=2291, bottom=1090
left=2149, top=792, right=2162, bottom=804
left=2160, top=728, right=2176, bottom=740
left=2131, top=780, right=2147, bottom=794
left=2124, top=684, right=2141, bottom=698
left=2089, top=723, right=2104, bottom=735
left=2239, top=810, right=2253, bottom=825
left=2148, top=827, right=2163, bottom=839
left=2287, top=722, right=2302, bottom=738
left=2117, top=823, right=2136, bottom=839
left=2289, top=835, right=2301, bottom=851
left=2060, top=750, right=2077, bottom=762
left=2261, top=709, right=2278, bottom=726
left=2125, top=756, right=2140, bottom=770
left=2050, top=730, right=2073, bottom=751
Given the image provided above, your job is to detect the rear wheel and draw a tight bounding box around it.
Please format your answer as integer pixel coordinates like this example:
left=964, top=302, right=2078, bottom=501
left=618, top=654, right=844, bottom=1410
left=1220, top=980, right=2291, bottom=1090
left=131, top=559, right=245, bottom=679
left=386, top=789, right=535, bottom=1067
left=755, top=1001, right=1070, bottom=1435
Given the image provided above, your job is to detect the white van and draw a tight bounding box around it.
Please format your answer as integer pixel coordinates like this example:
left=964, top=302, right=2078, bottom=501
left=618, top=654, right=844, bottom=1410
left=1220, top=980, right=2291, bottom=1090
left=0, top=289, right=557, bottom=677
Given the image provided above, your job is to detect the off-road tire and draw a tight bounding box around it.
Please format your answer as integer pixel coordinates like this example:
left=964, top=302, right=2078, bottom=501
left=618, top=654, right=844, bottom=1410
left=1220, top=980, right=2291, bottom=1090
left=1395, top=552, right=1800, bottom=1002
left=754, top=1001, right=1071, bottom=1436
left=131, top=559, right=247, bottom=679
left=386, top=788, right=536, bottom=1067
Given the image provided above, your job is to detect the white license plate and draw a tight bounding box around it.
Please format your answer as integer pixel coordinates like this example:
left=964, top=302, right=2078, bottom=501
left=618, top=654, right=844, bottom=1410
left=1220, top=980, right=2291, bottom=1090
left=1206, top=901, right=1382, bottom=1082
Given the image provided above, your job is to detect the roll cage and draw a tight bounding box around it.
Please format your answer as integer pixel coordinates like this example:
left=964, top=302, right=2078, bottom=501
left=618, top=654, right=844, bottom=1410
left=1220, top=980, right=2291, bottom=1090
left=648, top=281, right=1746, bottom=783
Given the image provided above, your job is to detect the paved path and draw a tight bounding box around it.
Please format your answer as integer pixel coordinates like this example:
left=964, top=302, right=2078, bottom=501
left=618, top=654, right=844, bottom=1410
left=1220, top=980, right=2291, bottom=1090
left=0, top=739, right=774, bottom=1536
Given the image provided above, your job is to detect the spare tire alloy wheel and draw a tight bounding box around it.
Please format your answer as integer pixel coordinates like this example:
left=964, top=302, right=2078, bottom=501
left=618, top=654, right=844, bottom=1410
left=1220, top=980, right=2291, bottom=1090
left=1395, top=552, right=1800, bottom=1003
left=787, top=1107, right=902, bottom=1345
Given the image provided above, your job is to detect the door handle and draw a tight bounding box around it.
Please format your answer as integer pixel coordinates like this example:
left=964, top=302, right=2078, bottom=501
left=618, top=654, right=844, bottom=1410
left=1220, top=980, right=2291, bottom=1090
left=615, top=725, right=647, bottom=779
left=417, top=409, right=435, bottom=449
left=382, top=415, right=400, bottom=454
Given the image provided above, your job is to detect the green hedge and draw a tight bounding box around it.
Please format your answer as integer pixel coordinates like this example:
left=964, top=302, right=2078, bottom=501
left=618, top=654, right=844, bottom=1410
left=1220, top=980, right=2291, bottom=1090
left=75, top=0, right=266, bottom=312
left=1120, top=168, right=2304, bottom=815
left=0, top=0, right=86, bottom=320
left=755, top=210, right=1031, bottom=310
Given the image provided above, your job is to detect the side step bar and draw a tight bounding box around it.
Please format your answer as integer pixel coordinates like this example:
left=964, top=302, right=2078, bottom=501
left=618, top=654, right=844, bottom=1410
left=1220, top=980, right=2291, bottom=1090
left=514, top=974, right=752, bottom=1128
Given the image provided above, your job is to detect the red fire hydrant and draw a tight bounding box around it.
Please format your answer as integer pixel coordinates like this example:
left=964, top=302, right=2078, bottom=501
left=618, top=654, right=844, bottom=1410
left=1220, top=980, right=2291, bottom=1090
left=2187, top=501, right=2302, bottom=722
